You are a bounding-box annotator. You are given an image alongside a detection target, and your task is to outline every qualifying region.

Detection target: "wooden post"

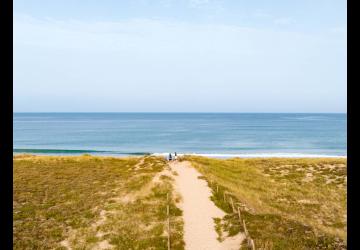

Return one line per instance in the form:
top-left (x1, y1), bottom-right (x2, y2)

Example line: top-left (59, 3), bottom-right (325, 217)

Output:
top-left (167, 192), bottom-right (170, 250)
top-left (247, 237), bottom-right (254, 249)
top-left (243, 219), bottom-right (254, 250)
top-left (250, 239), bottom-right (255, 250)
top-left (167, 204), bottom-right (170, 250)
top-left (230, 197), bottom-right (235, 213)
top-left (243, 219), bottom-right (248, 237)
top-left (237, 206), bottom-right (241, 222)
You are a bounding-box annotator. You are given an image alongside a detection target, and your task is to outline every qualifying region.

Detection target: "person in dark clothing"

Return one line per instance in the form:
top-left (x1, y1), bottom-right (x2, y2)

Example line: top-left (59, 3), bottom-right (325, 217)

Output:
top-left (168, 153), bottom-right (172, 161)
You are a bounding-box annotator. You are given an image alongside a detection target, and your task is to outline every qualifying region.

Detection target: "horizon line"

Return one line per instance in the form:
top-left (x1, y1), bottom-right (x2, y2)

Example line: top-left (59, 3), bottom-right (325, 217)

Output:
top-left (13, 111), bottom-right (347, 114)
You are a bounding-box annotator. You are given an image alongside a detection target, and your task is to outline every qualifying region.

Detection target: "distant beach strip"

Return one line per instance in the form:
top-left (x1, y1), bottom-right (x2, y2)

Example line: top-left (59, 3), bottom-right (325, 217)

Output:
top-left (13, 148), bottom-right (346, 158)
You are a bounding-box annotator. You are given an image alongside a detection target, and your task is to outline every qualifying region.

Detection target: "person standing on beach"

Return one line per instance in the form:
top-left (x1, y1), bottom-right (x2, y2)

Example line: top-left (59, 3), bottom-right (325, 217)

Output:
top-left (174, 152), bottom-right (178, 161)
top-left (169, 153), bottom-right (172, 161)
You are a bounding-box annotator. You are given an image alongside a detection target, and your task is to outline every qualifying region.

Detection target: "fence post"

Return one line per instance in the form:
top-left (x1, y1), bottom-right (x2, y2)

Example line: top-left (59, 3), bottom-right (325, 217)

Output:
top-left (167, 193), bottom-right (170, 250)
top-left (237, 206), bottom-right (241, 222)
top-left (247, 237), bottom-right (253, 249)
top-left (243, 219), bottom-right (248, 237)
top-left (230, 197), bottom-right (235, 213)
top-left (250, 239), bottom-right (255, 250)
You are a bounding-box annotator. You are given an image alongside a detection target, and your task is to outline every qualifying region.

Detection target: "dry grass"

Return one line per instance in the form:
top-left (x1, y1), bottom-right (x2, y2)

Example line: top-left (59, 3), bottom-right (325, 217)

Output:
top-left (183, 156), bottom-right (347, 249)
top-left (13, 154), bottom-right (184, 249)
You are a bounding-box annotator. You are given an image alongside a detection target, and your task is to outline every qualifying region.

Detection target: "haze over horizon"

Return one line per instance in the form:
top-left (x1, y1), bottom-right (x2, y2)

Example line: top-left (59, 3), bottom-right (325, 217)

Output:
top-left (14, 0), bottom-right (347, 113)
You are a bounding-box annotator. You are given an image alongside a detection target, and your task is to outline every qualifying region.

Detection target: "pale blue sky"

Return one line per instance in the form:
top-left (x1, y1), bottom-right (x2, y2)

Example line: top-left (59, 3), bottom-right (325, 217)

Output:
top-left (14, 0), bottom-right (347, 112)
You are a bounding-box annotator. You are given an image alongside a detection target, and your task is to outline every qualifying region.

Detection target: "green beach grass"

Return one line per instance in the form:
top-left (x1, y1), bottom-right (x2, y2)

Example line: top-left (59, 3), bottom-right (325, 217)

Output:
top-left (13, 154), bottom-right (184, 250)
top-left (13, 154), bottom-right (346, 249)
top-left (183, 156), bottom-right (347, 249)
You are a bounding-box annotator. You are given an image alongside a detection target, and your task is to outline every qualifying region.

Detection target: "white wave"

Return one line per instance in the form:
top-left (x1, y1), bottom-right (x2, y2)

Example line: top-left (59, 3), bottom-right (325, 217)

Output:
top-left (151, 152), bottom-right (346, 158)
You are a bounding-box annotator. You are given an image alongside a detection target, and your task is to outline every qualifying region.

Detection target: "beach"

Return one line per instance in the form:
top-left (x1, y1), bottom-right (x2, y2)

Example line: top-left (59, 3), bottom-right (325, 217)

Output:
top-left (13, 154), bottom-right (346, 249)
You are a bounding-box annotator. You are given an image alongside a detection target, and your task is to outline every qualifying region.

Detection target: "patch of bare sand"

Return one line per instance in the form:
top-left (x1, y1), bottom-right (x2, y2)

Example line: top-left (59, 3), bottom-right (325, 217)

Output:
top-left (120, 168), bottom-right (173, 203)
top-left (133, 157), bottom-right (145, 170)
top-left (170, 161), bottom-right (244, 250)
top-left (60, 239), bottom-right (72, 250)
top-left (93, 240), bottom-right (113, 250)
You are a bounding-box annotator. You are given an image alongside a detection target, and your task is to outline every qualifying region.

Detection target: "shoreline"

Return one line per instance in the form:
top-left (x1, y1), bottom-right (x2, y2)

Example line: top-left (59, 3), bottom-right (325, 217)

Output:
top-left (13, 152), bottom-right (347, 159)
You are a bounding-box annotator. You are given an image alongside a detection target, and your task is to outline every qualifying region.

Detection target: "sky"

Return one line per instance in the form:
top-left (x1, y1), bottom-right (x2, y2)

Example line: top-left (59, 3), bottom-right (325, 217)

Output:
top-left (14, 0), bottom-right (347, 112)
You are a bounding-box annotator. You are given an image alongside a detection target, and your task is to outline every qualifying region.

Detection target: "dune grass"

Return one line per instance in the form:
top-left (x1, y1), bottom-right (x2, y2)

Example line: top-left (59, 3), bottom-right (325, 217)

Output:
top-left (13, 154), bottom-right (184, 250)
top-left (183, 156), bottom-right (347, 249)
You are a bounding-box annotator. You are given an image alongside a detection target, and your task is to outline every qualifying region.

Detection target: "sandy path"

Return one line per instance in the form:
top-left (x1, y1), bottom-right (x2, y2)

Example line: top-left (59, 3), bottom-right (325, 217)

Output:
top-left (170, 161), bottom-right (244, 250)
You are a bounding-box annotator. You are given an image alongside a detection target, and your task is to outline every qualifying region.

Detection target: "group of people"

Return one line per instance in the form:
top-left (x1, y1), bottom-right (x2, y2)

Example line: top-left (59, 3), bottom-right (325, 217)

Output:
top-left (167, 152), bottom-right (178, 161)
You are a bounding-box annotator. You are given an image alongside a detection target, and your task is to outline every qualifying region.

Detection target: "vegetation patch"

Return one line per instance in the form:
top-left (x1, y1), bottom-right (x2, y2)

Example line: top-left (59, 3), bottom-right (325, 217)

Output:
top-left (182, 156), bottom-right (347, 249)
top-left (14, 155), bottom-right (184, 249)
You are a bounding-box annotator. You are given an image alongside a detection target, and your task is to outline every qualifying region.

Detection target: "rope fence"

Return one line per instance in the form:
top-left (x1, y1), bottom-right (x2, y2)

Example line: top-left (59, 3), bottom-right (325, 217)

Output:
top-left (214, 183), bottom-right (256, 250)
top-left (166, 183), bottom-right (255, 250)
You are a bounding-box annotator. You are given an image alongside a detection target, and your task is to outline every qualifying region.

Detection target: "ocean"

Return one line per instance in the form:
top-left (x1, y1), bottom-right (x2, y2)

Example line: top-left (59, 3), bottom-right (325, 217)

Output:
top-left (13, 113), bottom-right (347, 158)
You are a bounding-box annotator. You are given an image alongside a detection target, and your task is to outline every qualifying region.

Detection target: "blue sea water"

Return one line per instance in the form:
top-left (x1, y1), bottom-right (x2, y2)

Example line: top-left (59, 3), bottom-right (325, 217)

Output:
top-left (13, 113), bottom-right (347, 158)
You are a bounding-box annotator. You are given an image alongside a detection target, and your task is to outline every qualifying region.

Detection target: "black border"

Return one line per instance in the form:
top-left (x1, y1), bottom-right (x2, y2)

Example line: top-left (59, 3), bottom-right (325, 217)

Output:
top-left (0, 0), bottom-right (13, 248)
top-left (347, 0), bottom-right (356, 248)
